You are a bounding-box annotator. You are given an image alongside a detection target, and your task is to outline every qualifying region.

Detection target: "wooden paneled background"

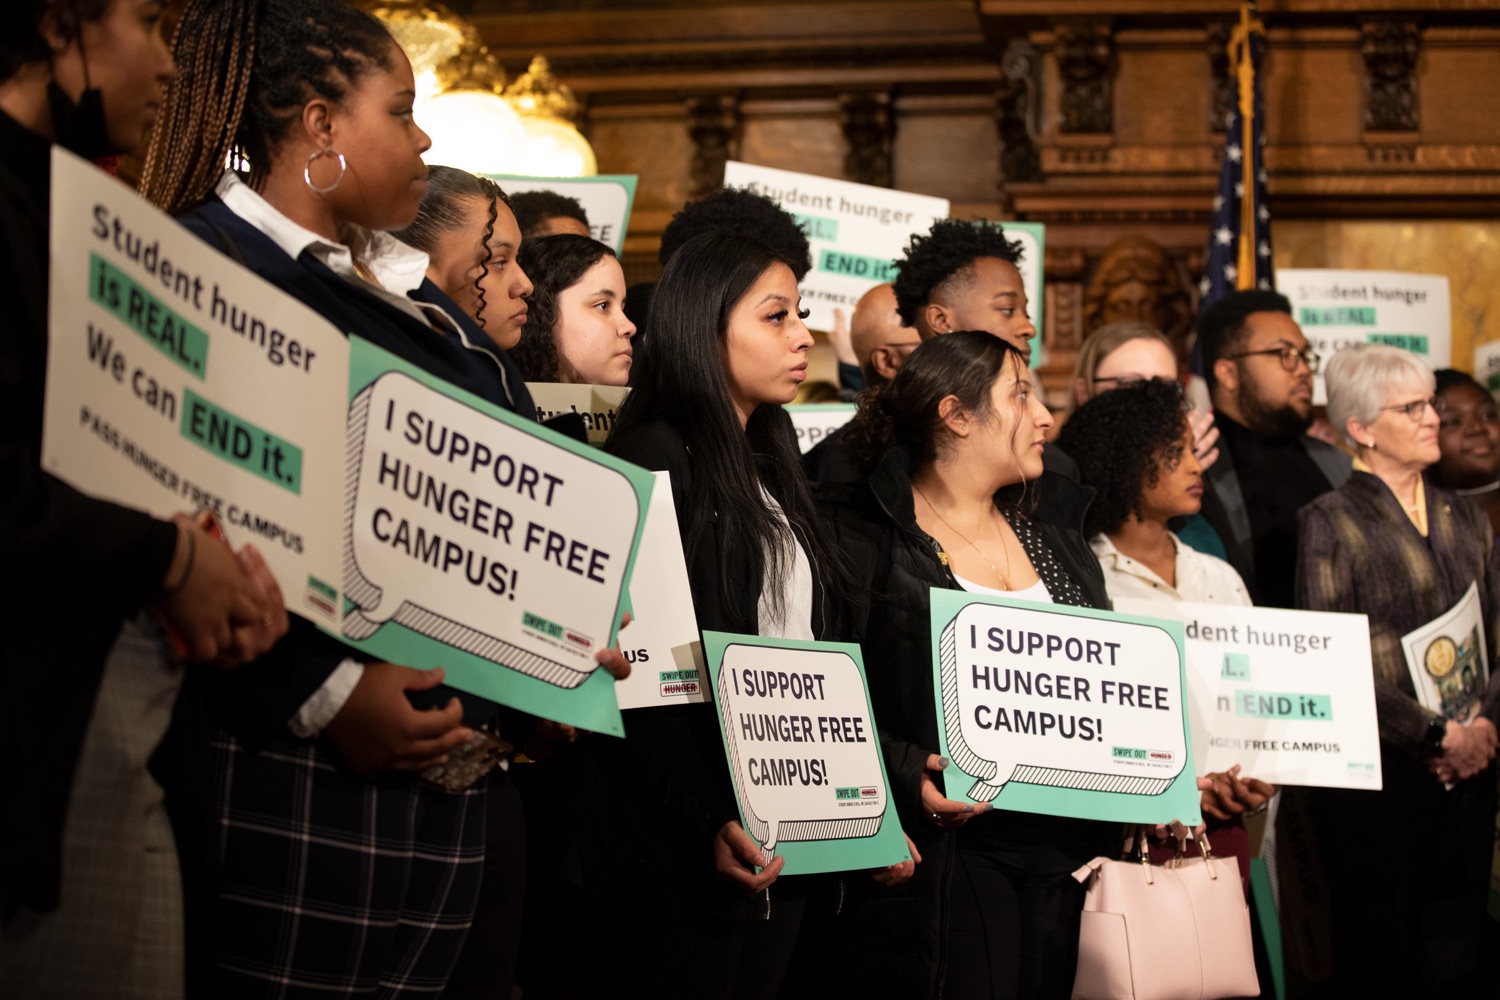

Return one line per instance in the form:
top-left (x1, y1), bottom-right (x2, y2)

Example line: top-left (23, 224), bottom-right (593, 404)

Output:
top-left (466, 0), bottom-right (1500, 401)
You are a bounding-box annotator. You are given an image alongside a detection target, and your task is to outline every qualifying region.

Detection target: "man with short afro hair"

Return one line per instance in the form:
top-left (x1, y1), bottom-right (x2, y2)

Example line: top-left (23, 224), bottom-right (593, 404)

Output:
top-left (509, 190), bottom-right (591, 240)
top-left (892, 218), bottom-right (1035, 359)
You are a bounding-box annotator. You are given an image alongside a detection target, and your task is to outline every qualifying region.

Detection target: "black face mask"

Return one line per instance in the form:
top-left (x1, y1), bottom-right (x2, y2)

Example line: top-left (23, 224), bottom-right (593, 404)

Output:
top-left (47, 79), bottom-right (110, 159)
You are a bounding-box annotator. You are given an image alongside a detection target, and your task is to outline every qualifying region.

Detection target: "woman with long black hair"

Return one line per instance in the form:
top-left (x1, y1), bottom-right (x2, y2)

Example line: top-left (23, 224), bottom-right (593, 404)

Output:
top-left (820, 331), bottom-right (1114, 999)
top-left (584, 229), bottom-right (861, 998)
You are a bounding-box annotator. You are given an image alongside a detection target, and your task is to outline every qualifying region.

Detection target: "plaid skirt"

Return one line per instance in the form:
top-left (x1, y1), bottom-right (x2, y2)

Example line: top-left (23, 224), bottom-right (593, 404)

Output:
top-left (210, 729), bottom-right (486, 999)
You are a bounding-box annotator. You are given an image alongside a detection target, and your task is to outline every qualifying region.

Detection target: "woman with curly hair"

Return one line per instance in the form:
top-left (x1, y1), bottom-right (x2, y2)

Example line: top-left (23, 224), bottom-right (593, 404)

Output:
top-left (510, 233), bottom-right (635, 385)
top-left (395, 164), bottom-right (533, 349)
top-left (1056, 378), bottom-right (1273, 894)
top-left (819, 331), bottom-right (1112, 998)
top-left (1055, 377), bottom-right (1247, 605)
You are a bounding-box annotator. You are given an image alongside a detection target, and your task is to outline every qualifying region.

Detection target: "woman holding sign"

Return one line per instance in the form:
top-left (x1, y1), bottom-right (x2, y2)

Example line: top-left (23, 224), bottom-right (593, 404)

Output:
top-left (1297, 344), bottom-right (1500, 997)
top-left (138, 2), bottom-right (628, 996)
top-left (0, 1), bottom-right (288, 996)
top-left (822, 331), bottom-right (1113, 999)
top-left (595, 229), bottom-right (857, 999)
top-left (1057, 378), bottom-right (1274, 890)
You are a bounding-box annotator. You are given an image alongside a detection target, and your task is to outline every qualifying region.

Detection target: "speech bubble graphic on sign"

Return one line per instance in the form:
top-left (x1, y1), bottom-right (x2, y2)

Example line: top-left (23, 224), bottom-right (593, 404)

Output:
top-left (705, 632), bottom-right (910, 875)
top-left (932, 589), bottom-right (1200, 825)
top-left (343, 366), bottom-right (645, 691)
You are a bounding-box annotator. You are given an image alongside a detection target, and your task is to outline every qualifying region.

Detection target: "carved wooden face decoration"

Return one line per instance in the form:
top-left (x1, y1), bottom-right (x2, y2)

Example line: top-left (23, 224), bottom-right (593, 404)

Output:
top-left (1083, 235), bottom-right (1193, 362)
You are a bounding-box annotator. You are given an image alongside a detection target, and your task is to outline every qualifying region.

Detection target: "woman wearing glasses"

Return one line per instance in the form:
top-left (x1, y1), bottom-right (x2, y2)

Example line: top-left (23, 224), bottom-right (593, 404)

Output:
top-left (1296, 344), bottom-right (1500, 997)
top-left (1063, 321), bottom-right (1219, 466)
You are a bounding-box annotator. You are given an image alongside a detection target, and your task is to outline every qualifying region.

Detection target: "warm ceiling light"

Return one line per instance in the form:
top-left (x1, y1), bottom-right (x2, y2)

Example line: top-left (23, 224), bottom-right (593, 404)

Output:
top-left (361, 0), bottom-right (466, 80)
top-left (505, 57), bottom-right (598, 177)
top-left (421, 91), bottom-right (526, 174)
top-left (419, 30), bottom-right (525, 174)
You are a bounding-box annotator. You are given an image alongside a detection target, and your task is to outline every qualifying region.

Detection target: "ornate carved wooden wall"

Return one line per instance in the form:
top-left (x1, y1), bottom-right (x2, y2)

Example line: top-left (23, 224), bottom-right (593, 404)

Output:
top-left (471, 0), bottom-right (1500, 399)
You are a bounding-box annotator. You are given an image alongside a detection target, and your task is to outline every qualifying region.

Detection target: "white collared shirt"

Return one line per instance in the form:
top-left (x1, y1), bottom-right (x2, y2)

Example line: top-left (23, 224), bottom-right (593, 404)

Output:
top-left (1090, 531), bottom-right (1252, 607)
top-left (212, 172), bottom-right (471, 736)
top-left (215, 171), bottom-right (465, 335)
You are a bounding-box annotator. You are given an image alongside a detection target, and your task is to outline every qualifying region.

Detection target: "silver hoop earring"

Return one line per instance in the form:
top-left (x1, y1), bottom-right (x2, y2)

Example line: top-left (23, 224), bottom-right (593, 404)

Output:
top-left (304, 147), bottom-right (346, 194)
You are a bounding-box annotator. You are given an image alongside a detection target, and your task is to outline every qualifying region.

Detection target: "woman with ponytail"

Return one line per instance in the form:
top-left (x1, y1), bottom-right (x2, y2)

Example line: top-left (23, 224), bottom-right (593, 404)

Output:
top-left (820, 331), bottom-right (1112, 999)
top-left (138, 2), bottom-right (623, 995)
top-left (394, 164), bottom-right (533, 353)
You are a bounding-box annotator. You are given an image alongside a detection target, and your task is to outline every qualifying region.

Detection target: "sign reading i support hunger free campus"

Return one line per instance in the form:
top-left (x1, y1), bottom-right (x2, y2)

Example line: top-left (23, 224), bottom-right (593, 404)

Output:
top-left (705, 631), bottom-right (911, 876)
top-left (41, 148), bottom-right (653, 736)
top-left (931, 589), bottom-right (1202, 825)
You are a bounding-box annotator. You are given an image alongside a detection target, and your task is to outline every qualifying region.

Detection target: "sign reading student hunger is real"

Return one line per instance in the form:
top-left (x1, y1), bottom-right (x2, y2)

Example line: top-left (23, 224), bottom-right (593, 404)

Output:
top-left (42, 147), bottom-right (651, 736)
top-left (1279, 268), bottom-right (1450, 405)
top-left (931, 589), bottom-right (1202, 825)
top-left (1115, 598), bottom-right (1382, 791)
top-left (723, 161), bottom-right (948, 333)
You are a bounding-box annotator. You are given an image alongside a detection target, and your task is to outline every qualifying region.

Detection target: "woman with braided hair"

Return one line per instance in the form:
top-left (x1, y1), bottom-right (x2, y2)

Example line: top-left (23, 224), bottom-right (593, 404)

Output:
top-left (139, 1), bottom-right (624, 995)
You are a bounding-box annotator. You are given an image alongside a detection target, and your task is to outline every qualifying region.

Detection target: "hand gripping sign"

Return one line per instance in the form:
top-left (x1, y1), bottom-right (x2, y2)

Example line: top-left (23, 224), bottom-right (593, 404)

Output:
top-left (705, 631), bottom-right (911, 875)
top-left (341, 339), bottom-right (654, 734)
top-left (931, 589), bottom-right (1201, 825)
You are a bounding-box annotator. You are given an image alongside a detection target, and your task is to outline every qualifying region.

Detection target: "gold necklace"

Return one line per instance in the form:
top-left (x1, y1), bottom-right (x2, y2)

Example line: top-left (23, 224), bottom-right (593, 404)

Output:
top-left (351, 256), bottom-right (384, 289)
top-left (913, 483), bottom-right (1013, 587)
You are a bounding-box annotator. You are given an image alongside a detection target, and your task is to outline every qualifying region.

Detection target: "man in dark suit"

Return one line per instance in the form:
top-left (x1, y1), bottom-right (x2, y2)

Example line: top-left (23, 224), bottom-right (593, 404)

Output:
top-left (1199, 289), bottom-right (1351, 607)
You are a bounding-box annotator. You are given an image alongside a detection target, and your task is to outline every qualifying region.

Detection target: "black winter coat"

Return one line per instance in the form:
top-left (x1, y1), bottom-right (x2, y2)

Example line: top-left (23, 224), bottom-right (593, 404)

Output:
top-left (817, 442), bottom-right (1112, 996)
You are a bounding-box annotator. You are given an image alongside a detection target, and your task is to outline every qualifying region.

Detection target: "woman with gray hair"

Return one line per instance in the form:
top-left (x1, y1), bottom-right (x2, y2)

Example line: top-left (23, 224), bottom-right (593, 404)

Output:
top-left (1296, 343), bottom-right (1500, 996)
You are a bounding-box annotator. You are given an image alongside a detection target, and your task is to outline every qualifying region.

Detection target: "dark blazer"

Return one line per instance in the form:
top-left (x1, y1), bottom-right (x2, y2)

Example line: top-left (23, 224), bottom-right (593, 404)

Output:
top-left (585, 415), bottom-right (838, 910)
top-left (0, 113), bottom-right (180, 918)
top-left (1201, 428), bottom-right (1351, 602)
top-left (1297, 470), bottom-right (1500, 756)
top-left (177, 199), bottom-right (536, 738)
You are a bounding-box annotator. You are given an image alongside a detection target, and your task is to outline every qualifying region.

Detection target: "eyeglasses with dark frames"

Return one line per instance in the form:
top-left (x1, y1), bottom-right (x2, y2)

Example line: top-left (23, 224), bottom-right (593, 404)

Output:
top-left (1224, 345), bottom-right (1321, 374)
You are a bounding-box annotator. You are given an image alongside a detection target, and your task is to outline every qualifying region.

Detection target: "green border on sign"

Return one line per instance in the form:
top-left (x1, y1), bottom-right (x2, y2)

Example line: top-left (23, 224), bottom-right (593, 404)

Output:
top-left (486, 174), bottom-right (638, 255)
top-left (703, 630), bottom-right (912, 875)
top-left (340, 336), bottom-right (655, 737)
top-left (928, 587), bottom-right (1201, 825)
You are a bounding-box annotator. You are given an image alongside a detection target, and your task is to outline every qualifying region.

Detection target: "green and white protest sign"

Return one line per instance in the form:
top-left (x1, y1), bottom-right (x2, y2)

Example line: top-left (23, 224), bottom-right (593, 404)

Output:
top-left (341, 338), bottom-right (653, 736)
top-left (723, 161), bottom-right (948, 333)
top-left (615, 471), bottom-right (709, 709)
top-left (931, 589), bottom-right (1201, 825)
top-left (1279, 268), bottom-right (1450, 404)
top-left (785, 402), bottom-right (856, 454)
top-left (1474, 341), bottom-right (1500, 394)
top-left (1002, 221), bottom-right (1046, 367)
top-left (526, 382), bottom-right (629, 447)
top-left (42, 148), bottom-right (651, 735)
top-left (705, 631), bottom-right (910, 875)
top-left (41, 147), bottom-right (351, 628)
top-left (1115, 599), bottom-right (1382, 791)
top-left (488, 174), bottom-right (637, 254)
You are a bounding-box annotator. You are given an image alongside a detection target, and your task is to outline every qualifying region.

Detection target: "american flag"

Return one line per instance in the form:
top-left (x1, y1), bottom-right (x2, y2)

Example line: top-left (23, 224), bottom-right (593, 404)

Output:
top-left (1199, 1), bottom-right (1272, 314)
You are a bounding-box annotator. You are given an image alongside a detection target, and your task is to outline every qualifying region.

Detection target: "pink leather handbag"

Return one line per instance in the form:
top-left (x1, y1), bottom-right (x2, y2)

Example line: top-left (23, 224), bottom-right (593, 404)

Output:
top-left (1071, 829), bottom-right (1259, 1000)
